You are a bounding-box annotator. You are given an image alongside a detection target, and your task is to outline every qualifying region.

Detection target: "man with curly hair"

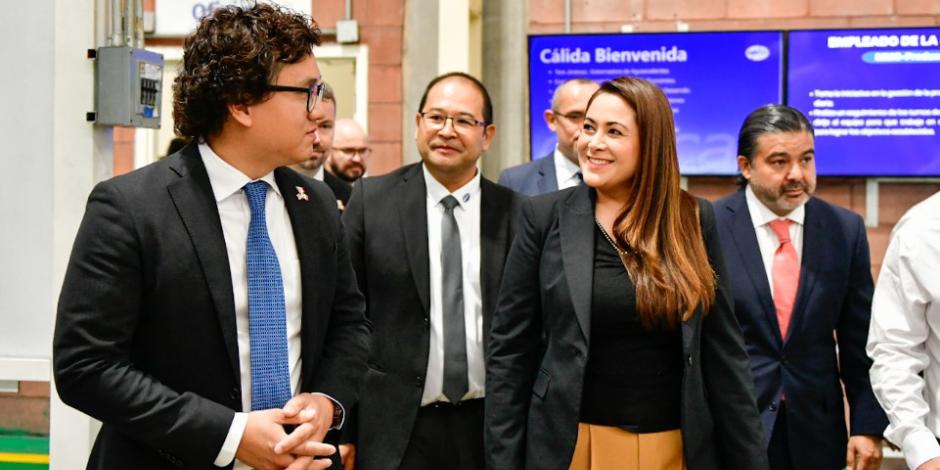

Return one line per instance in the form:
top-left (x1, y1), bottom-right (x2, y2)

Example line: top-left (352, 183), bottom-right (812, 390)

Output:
top-left (53, 4), bottom-right (370, 470)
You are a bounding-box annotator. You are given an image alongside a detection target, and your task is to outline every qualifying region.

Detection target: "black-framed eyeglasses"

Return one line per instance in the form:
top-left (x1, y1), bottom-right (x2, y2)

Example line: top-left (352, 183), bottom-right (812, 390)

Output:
top-left (267, 82), bottom-right (325, 113)
top-left (419, 111), bottom-right (487, 132)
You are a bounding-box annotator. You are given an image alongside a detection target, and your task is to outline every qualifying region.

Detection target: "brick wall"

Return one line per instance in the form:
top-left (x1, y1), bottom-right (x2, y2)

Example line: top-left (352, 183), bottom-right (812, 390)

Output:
top-left (314, 0), bottom-right (405, 176)
top-left (530, 0), bottom-right (940, 278)
top-left (0, 382), bottom-right (50, 434)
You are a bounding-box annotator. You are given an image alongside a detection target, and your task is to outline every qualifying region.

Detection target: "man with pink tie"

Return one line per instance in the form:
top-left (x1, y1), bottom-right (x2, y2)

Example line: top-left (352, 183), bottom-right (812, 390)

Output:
top-left (712, 105), bottom-right (887, 470)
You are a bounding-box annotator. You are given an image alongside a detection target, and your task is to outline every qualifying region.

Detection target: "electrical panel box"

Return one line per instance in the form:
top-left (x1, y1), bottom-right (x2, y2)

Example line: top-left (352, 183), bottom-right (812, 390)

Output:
top-left (93, 46), bottom-right (164, 128)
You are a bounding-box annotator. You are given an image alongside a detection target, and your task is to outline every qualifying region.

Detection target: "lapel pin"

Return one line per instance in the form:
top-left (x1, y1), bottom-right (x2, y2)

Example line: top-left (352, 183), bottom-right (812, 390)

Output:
top-left (295, 186), bottom-right (309, 201)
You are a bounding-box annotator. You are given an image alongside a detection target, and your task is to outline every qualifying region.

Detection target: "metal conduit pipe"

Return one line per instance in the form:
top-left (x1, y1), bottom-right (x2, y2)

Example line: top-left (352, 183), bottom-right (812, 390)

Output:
top-left (110, 0), bottom-right (122, 46)
top-left (134, 0), bottom-right (144, 48)
top-left (124, 0), bottom-right (135, 47)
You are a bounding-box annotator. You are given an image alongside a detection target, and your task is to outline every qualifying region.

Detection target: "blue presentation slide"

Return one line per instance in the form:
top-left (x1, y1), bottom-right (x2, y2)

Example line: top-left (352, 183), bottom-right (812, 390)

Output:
top-left (529, 31), bottom-right (783, 175)
top-left (788, 28), bottom-right (940, 176)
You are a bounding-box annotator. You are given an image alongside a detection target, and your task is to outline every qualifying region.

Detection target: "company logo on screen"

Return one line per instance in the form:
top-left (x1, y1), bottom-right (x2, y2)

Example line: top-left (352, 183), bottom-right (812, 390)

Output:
top-left (745, 44), bottom-right (771, 62)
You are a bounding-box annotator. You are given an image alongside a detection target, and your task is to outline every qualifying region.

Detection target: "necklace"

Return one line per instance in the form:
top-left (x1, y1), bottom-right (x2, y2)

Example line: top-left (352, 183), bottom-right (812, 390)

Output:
top-left (594, 217), bottom-right (628, 256)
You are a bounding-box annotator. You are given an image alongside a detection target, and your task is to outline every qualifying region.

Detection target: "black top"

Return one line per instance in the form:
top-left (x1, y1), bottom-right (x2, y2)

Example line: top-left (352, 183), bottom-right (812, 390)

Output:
top-left (579, 225), bottom-right (683, 432)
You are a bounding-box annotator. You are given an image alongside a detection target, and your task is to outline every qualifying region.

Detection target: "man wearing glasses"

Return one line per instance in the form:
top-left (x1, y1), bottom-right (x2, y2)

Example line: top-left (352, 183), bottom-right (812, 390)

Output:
top-left (341, 72), bottom-right (520, 470)
top-left (326, 118), bottom-right (372, 187)
top-left (498, 78), bottom-right (598, 196)
top-left (53, 4), bottom-right (370, 470)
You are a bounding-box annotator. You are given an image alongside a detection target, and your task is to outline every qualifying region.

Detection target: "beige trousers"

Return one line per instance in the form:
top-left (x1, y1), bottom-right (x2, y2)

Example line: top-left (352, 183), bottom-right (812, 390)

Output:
top-left (568, 423), bottom-right (686, 470)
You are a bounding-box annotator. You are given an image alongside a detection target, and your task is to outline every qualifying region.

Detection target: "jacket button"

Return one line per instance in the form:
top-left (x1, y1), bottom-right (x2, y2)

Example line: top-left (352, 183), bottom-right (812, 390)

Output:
top-left (416, 375), bottom-right (424, 387)
top-left (686, 355), bottom-right (693, 366)
top-left (769, 402), bottom-right (778, 412)
top-left (230, 387), bottom-right (239, 401)
top-left (423, 317), bottom-right (430, 328)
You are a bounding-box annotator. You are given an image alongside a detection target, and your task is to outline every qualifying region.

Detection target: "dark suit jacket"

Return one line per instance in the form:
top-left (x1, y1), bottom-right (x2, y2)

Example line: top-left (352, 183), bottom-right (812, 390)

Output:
top-left (497, 152), bottom-right (557, 196)
top-left (53, 144), bottom-right (371, 469)
top-left (324, 170), bottom-right (352, 207)
top-left (485, 185), bottom-right (768, 470)
top-left (713, 190), bottom-right (888, 469)
top-left (342, 163), bottom-right (521, 470)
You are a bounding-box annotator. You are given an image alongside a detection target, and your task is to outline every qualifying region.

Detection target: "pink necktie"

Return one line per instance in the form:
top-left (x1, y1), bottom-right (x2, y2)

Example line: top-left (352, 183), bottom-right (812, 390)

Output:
top-left (769, 219), bottom-right (799, 339)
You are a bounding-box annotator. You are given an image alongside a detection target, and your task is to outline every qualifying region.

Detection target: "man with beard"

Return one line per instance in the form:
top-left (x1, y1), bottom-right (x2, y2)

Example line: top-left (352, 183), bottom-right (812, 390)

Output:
top-left (325, 118), bottom-right (371, 185)
top-left (290, 82), bottom-right (351, 209)
top-left (712, 105), bottom-right (887, 470)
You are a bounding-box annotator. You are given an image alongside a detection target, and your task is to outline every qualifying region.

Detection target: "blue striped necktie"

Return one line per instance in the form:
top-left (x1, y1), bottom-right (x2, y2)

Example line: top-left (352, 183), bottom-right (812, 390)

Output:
top-left (243, 181), bottom-right (291, 411)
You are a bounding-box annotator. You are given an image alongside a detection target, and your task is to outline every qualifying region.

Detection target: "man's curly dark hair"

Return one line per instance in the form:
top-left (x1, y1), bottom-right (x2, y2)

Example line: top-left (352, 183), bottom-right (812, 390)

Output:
top-left (173, 3), bottom-right (321, 140)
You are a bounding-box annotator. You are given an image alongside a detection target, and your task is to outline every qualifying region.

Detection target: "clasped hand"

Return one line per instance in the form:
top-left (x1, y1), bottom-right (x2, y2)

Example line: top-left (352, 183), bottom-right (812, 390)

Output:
top-left (236, 393), bottom-right (337, 470)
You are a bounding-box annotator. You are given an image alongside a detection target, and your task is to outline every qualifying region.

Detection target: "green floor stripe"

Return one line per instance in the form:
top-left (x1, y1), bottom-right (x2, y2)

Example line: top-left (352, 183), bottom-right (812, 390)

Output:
top-left (0, 463), bottom-right (47, 470)
top-left (0, 436), bottom-right (48, 456)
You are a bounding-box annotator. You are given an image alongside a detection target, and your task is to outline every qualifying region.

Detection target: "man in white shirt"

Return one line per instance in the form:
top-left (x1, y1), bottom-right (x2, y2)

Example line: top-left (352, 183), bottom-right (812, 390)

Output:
top-left (868, 191), bottom-right (940, 470)
top-left (342, 72), bottom-right (520, 470)
top-left (498, 78), bottom-right (598, 196)
top-left (713, 104), bottom-right (886, 470)
top-left (53, 4), bottom-right (370, 469)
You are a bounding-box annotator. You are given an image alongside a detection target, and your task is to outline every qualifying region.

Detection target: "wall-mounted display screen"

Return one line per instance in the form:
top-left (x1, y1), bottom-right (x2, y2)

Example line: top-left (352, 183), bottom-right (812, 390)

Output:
top-left (529, 31), bottom-right (783, 175)
top-left (788, 28), bottom-right (940, 176)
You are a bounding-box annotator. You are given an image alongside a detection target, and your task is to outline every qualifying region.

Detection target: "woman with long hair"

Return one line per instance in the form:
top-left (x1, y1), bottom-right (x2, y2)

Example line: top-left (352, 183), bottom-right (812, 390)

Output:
top-left (485, 77), bottom-right (767, 470)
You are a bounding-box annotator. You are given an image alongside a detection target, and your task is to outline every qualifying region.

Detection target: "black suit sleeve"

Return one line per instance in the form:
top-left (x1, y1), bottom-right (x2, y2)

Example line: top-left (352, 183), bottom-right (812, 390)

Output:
top-left (337, 179), bottom-right (368, 445)
top-left (306, 183), bottom-right (371, 414)
top-left (837, 214), bottom-right (889, 436)
top-left (53, 182), bottom-right (233, 465)
top-left (485, 198), bottom-right (545, 469)
top-left (698, 200), bottom-right (770, 469)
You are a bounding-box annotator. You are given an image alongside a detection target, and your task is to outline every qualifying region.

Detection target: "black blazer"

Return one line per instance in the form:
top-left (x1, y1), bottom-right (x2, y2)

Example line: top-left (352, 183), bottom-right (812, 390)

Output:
top-left (342, 163), bottom-right (521, 470)
top-left (485, 185), bottom-right (768, 470)
top-left (713, 190), bottom-right (887, 468)
top-left (324, 170), bottom-right (352, 207)
top-left (53, 144), bottom-right (371, 469)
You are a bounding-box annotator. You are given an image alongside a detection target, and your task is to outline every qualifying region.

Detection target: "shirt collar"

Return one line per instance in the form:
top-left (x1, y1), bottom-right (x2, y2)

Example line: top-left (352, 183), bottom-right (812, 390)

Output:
top-left (422, 163), bottom-right (481, 209)
top-left (553, 146), bottom-right (581, 181)
top-left (199, 142), bottom-right (281, 202)
top-left (745, 184), bottom-right (805, 228)
top-left (312, 165), bottom-right (325, 181)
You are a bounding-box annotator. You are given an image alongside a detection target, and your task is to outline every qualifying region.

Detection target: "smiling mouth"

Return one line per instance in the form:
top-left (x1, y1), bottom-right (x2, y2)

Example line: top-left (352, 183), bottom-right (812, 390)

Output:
top-left (587, 157), bottom-right (612, 165)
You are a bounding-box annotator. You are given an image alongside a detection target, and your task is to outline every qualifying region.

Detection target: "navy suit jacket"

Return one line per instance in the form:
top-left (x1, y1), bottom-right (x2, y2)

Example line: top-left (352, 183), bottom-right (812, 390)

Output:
top-left (713, 190), bottom-right (887, 469)
top-left (497, 152), bottom-right (557, 196)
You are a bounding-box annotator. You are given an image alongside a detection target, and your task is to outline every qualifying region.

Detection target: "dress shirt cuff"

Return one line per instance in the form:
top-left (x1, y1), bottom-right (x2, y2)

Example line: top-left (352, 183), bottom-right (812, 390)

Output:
top-left (214, 412), bottom-right (248, 467)
top-left (902, 427), bottom-right (940, 470)
top-left (312, 392), bottom-right (345, 430)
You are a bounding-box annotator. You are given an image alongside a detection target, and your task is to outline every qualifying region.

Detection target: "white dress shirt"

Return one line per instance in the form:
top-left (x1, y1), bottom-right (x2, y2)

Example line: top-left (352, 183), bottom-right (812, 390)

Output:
top-left (745, 185), bottom-right (805, 297)
top-left (200, 143), bottom-right (304, 469)
top-left (553, 147), bottom-right (582, 191)
top-left (867, 191), bottom-right (940, 470)
top-left (312, 165), bottom-right (325, 181)
top-left (421, 164), bottom-right (486, 405)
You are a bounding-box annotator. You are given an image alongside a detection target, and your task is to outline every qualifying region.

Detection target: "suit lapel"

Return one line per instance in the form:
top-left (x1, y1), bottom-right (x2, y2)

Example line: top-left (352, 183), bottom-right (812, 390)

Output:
top-left (480, 179), bottom-right (512, 351)
top-left (559, 185), bottom-right (594, 342)
top-left (785, 198), bottom-right (821, 344)
top-left (166, 147), bottom-right (240, 381)
top-left (536, 153), bottom-right (558, 194)
top-left (730, 192), bottom-right (782, 345)
top-left (274, 168), bottom-right (330, 380)
top-left (398, 165), bottom-right (431, 316)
